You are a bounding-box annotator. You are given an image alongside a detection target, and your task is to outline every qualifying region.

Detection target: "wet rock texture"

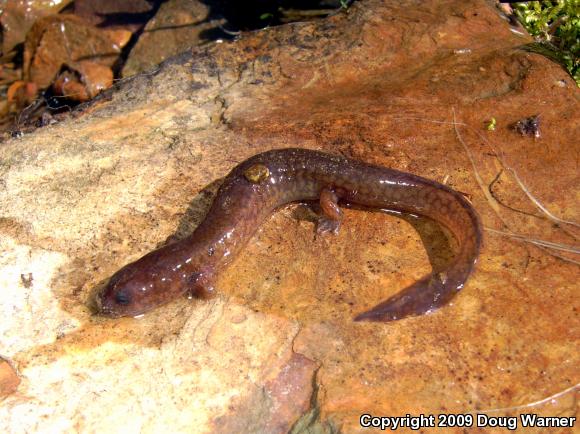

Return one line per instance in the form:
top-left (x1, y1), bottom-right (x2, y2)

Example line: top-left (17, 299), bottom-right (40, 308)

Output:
top-left (0, 0), bottom-right (578, 432)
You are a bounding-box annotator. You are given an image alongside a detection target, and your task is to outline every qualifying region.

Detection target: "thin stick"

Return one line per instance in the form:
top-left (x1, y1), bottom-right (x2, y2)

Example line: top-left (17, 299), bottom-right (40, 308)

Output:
top-left (508, 167), bottom-right (580, 229)
top-left (451, 109), bottom-right (505, 220)
top-left (485, 227), bottom-right (580, 254)
top-left (475, 383), bottom-right (579, 414)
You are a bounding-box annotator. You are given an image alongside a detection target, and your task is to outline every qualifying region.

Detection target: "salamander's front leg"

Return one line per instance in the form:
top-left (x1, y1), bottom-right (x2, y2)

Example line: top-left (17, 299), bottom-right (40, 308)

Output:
top-left (317, 187), bottom-right (343, 235)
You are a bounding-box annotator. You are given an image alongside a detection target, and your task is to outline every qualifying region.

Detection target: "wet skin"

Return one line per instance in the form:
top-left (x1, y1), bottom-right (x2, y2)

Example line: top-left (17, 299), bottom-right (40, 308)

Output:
top-left (97, 148), bottom-right (482, 322)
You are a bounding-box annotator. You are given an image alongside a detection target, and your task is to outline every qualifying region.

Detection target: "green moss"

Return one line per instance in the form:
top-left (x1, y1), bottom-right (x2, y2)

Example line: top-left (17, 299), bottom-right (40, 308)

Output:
top-left (515, 0), bottom-right (579, 85)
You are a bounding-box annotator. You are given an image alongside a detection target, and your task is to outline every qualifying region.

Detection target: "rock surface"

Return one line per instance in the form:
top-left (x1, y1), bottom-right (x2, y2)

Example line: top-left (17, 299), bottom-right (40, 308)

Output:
top-left (121, 0), bottom-right (225, 78)
top-left (1, 0), bottom-right (578, 433)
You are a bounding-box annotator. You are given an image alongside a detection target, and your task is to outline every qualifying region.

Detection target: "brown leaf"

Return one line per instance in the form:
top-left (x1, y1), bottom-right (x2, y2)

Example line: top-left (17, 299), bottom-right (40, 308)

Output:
top-left (6, 80), bottom-right (37, 105)
top-left (23, 14), bottom-right (131, 90)
top-left (0, 0), bottom-right (73, 56)
top-left (53, 61), bottom-right (114, 101)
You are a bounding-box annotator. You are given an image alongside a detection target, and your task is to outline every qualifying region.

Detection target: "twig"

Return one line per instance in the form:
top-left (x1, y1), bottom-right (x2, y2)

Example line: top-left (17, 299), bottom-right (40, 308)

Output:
top-left (488, 170), bottom-right (541, 219)
top-left (476, 383), bottom-right (579, 414)
top-left (507, 167), bottom-right (580, 229)
top-left (485, 227), bottom-right (580, 254)
top-left (451, 108), bottom-right (506, 221)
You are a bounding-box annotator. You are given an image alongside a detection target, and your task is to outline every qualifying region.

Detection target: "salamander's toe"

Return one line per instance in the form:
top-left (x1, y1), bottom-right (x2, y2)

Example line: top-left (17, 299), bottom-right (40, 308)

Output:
top-left (316, 217), bottom-right (341, 235)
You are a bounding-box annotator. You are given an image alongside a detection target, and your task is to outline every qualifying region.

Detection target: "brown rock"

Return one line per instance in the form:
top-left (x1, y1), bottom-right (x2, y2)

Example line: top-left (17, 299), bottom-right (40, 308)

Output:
top-left (73, 0), bottom-right (155, 29)
top-left (0, 358), bottom-right (19, 400)
top-left (121, 0), bottom-right (225, 77)
top-left (0, 0), bottom-right (578, 432)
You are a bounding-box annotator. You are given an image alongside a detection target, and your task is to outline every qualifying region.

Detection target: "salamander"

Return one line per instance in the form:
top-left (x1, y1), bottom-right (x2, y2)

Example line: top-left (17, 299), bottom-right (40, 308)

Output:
top-left (96, 148), bottom-right (482, 322)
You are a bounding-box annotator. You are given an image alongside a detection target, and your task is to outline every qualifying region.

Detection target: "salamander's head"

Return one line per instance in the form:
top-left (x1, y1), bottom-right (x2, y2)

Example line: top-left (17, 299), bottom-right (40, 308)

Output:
top-left (96, 253), bottom-right (190, 318)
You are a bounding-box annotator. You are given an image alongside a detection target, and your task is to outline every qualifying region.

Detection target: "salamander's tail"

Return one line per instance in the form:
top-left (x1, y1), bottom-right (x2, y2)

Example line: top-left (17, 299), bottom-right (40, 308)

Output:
top-left (354, 185), bottom-right (482, 322)
top-left (354, 272), bottom-right (462, 322)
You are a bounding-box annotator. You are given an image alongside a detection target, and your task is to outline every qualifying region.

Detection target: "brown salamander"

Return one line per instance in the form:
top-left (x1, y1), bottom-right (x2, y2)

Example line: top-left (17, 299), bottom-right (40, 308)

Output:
top-left (97, 148), bottom-right (482, 321)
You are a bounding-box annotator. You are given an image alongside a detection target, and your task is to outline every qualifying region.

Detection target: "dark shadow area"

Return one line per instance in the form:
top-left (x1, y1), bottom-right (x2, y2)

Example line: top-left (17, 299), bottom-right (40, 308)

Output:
top-left (199, 0), bottom-right (345, 34)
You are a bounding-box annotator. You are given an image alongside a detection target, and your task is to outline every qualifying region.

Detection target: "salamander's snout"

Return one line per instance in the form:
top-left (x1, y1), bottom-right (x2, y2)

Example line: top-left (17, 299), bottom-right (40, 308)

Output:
top-left (96, 252), bottom-right (192, 318)
top-left (96, 268), bottom-right (141, 318)
top-left (95, 284), bottom-right (132, 318)
top-left (96, 259), bottom-right (164, 318)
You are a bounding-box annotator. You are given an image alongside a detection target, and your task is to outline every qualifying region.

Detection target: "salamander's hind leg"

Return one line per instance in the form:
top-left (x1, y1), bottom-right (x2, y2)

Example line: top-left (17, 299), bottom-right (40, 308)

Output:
top-left (316, 187), bottom-right (343, 235)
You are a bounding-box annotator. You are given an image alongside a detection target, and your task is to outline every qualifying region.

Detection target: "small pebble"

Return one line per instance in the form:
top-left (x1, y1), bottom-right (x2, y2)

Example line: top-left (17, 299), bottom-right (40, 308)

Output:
top-left (0, 358), bottom-right (20, 399)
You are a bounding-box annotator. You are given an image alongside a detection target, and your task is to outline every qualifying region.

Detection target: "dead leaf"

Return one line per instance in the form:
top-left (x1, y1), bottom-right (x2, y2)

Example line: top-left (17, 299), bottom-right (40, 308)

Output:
top-left (0, 0), bottom-right (73, 56)
top-left (23, 14), bottom-right (130, 90)
top-left (53, 61), bottom-right (114, 101)
top-left (6, 80), bottom-right (37, 107)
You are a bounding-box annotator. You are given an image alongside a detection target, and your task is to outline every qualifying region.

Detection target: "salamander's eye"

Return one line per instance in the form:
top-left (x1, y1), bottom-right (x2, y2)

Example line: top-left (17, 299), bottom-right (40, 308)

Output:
top-left (115, 291), bottom-right (131, 305)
